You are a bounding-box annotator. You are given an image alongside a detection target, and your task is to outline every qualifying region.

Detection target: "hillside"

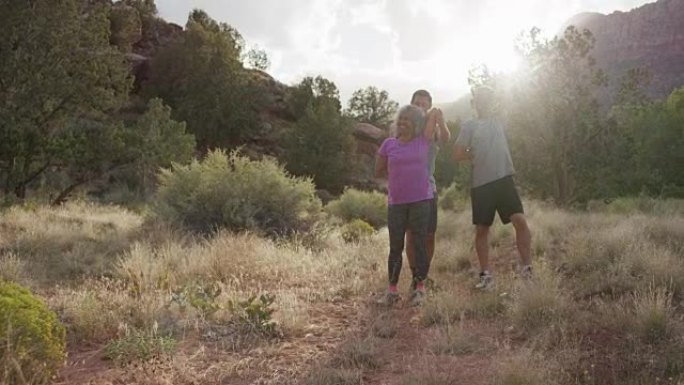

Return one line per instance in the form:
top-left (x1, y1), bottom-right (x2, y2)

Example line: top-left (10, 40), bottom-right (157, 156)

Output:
top-left (441, 0), bottom-right (684, 122)
top-left (563, 0), bottom-right (684, 99)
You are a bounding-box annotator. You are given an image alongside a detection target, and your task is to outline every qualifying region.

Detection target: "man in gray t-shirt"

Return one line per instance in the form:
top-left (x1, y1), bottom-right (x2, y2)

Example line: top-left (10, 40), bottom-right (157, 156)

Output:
top-left (453, 86), bottom-right (532, 290)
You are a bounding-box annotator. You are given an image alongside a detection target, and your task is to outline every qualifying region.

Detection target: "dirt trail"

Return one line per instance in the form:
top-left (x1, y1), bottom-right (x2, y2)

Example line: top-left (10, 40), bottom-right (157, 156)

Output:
top-left (356, 297), bottom-right (498, 385)
top-left (56, 241), bottom-right (519, 385)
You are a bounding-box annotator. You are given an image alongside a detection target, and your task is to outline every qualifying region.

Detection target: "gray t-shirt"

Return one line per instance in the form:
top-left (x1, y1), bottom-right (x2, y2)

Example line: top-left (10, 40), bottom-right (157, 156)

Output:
top-left (455, 118), bottom-right (515, 188)
top-left (427, 143), bottom-right (438, 192)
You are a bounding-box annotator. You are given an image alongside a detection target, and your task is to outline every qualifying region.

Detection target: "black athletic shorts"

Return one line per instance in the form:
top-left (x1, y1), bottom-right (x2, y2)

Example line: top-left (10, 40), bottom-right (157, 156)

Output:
top-left (470, 176), bottom-right (523, 226)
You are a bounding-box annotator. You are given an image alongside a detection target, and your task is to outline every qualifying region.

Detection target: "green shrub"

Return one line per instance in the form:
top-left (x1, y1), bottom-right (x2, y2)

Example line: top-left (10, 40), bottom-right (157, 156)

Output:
top-left (0, 281), bottom-right (66, 385)
top-left (171, 282), bottom-right (222, 320)
top-left (228, 293), bottom-right (279, 337)
top-left (325, 188), bottom-right (387, 229)
top-left (154, 150), bottom-right (322, 235)
top-left (104, 327), bottom-right (176, 365)
top-left (341, 219), bottom-right (375, 243)
top-left (438, 182), bottom-right (467, 211)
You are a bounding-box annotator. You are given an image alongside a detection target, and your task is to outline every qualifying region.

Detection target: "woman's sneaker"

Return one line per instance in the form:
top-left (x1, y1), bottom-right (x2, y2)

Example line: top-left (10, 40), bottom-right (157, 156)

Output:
top-left (376, 291), bottom-right (400, 306)
top-left (475, 271), bottom-right (494, 290)
top-left (409, 289), bottom-right (426, 307)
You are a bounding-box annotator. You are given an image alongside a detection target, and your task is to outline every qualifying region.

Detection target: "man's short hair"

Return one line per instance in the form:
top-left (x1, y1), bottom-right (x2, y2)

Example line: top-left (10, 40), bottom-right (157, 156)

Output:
top-left (411, 89), bottom-right (432, 105)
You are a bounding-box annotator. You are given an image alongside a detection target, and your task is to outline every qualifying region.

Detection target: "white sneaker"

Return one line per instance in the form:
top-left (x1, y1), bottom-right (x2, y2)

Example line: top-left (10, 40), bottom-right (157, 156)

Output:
top-left (475, 272), bottom-right (494, 290)
top-left (409, 289), bottom-right (426, 307)
top-left (521, 265), bottom-right (533, 280)
top-left (376, 291), bottom-right (400, 306)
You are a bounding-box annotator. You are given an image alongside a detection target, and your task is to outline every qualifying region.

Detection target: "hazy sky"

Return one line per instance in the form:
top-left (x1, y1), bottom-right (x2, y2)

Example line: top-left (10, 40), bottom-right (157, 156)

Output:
top-left (156, 0), bottom-right (653, 103)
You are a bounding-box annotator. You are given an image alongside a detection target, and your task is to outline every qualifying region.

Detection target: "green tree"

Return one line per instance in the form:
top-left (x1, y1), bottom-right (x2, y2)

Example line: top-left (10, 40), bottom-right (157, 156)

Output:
top-left (345, 86), bottom-right (399, 128)
top-left (51, 98), bottom-right (195, 204)
top-left (0, 0), bottom-right (131, 199)
top-left (246, 47), bottom-right (270, 71)
top-left (506, 26), bottom-right (608, 204)
top-left (290, 75), bottom-right (342, 117)
top-left (285, 77), bottom-right (355, 192)
top-left (109, 2), bottom-right (143, 51)
top-left (146, 9), bottom-right (259, 149)
top-left (620, 86), bottom-right (684, 197)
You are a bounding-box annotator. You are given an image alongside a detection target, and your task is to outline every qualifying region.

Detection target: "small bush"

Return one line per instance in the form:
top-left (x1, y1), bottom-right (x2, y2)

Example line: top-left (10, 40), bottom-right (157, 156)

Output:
top-left (438, 182), bottom-right (467, 211)
top-left (171, 282), bottom-right (222, 320)
top-left (155, 150), bottom-right (322, 235)
top-left (104, 326), bottom-right (176, 365)
top-left (228, 293), bottom-right (279, 337)
top-left (0, 281), bottom-right (66, 385)
top-left (325, 188), bottom-right (387, 229)
top-left (341, 219), bottom-right (375, 243)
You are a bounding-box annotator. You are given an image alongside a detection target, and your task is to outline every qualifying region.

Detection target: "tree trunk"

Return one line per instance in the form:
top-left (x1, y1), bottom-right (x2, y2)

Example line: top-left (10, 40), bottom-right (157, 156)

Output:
top-left (51, 180), bottom-right (86, 206)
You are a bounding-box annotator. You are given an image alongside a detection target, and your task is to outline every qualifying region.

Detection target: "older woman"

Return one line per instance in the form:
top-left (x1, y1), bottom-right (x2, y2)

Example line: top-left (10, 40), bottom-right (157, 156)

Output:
top-left (375, 105), bottom-right (437, 306)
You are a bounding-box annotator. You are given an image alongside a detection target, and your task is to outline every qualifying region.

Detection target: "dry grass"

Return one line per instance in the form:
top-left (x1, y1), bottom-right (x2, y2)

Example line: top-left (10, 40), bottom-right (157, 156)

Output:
top-left (301, 367), bottom-right (363, 385)
top-left (492, 349), bottom-right (557, 385)
top-left (0, 251), bottom-right (29, 284)
top-left (333, 337), bottom-right (382, 369)
top-left (507, 263), bottom-right (570, 333)
top-left (431, 324), bottom-right (492, 356)
top-left (0, 202), bottom-right (142, 283)
top-left (3, 199), bottom-right (684, 384)
top-left (632, 286), bottom-right (674, 344)
top-left (371, 311), bottom-right (399, 339)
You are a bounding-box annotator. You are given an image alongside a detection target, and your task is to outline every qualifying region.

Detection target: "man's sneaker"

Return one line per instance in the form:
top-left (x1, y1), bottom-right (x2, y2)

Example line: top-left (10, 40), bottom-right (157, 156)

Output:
top-left (409, 289), bottom-right (425, 307)
top-left (376, 291), bottom-right (400, 306)
top-left (521, 265), bottom-right (533, 280)
top-left (475, 272), bottom-right (494, 290)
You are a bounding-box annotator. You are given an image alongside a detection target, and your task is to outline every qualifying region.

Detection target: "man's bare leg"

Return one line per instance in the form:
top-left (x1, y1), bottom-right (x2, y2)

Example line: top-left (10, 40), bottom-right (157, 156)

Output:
top-left (475, 225), bottom-right (491, 272)
top-left (510, 213), bottom-right (532, 266)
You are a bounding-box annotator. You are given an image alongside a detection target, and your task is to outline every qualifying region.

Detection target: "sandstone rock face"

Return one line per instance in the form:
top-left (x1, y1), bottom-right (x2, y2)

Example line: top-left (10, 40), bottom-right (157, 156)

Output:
top-left (564, 0), bottom-right (684, 98)
top-left (354, 123), bottom-right (386, 145)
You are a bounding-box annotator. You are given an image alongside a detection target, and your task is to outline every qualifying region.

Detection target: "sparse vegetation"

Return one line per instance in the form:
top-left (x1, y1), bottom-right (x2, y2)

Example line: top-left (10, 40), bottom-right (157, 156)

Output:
top-left (0, 282), bottom-right (65, 385)
top-left (1, 1), bottom-right (683, 384)
top-left (104, 326), bottom-right (176, 365)
top-left (341, 219), bottom-right (376, 243)
top-left (326, 188), bottom-right (388, 229)
top-left (1, 197), bottom-right (682, 384)
top-left (154, 149), bottom-right (322, 235)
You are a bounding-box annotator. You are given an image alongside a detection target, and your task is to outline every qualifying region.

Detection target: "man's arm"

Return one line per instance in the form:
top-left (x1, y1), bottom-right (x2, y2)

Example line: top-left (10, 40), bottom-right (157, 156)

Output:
top-left (374, 154), bottom-right (388, 178)
top-left (453, 121), bottom-right (473, 162)
top-left (453, 144), bottom-right (472, 161)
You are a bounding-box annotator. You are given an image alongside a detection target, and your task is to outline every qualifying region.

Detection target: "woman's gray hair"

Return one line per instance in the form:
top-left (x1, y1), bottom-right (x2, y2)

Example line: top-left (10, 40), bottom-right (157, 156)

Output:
top-left (395, 104), bottom-right (426, 135)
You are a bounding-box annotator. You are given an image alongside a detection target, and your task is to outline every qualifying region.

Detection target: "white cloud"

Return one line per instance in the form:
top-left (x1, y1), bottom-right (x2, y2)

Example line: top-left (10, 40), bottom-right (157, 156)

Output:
top-left (156, 0), bottom-right (654, 103)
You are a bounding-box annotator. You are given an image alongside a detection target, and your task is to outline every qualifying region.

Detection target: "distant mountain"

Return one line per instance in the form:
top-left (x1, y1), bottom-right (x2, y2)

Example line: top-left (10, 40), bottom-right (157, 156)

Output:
top-left (562, 0), bottom-right (684, 99)
top-left (441, 0), bottom-right (684, 121)
top-left (436, 94), bottom-right (473, 123)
